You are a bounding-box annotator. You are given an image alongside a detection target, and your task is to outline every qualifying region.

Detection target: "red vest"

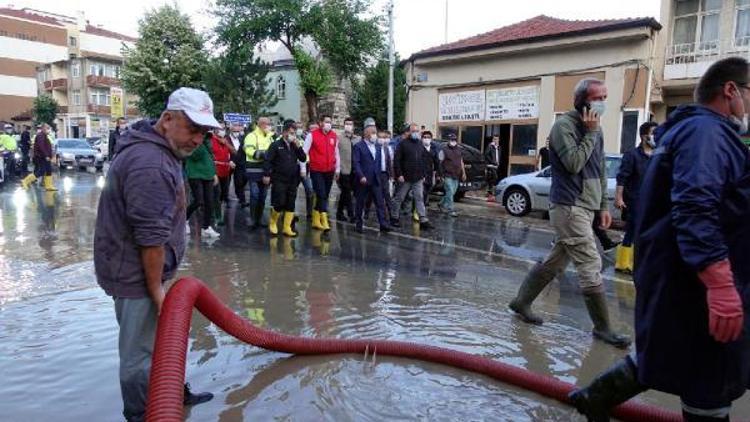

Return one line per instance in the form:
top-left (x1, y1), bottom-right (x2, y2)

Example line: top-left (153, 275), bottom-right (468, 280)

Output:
top-left (309, 128), bottom-right (338, 173)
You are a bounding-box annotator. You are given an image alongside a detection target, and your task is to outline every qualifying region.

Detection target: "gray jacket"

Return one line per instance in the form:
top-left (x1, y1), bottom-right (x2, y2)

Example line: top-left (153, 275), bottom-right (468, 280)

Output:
top-left (94, 119), bottom-right (187, 298)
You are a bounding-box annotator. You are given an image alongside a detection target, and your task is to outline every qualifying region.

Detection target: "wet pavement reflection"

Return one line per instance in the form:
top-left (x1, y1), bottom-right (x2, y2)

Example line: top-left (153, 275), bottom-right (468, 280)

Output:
top-left (0, 172), bottom-right (747, 421)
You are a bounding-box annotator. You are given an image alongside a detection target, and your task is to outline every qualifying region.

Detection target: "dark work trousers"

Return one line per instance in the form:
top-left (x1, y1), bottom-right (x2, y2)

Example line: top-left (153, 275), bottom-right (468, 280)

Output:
top-left (355, 180), bottom-right (387, 227)
top-left (310, 171), bottom-right (334, 213)
top-left (213, 175), bottom-right (230, 219)
top-left (423, 180), bottom-right (434, 210)
top-left (301, 174), bottom-right (314, 218)
top-left (336, 173), bottom-right (355, 219)
top-left (187, 179), bottom-right (214, 229)
top-left (271, 178), bottom-right (300, 213)
top-left (33, 157), bottom-right (52, 177)
top-left (621, 204), bottom-right (638, 247)
top-left (246, 171), bottom-right (268, 226)
top-left (20, 149), bottom-right (30, 175)
top-left (366, 172), bottom-right (394, 220)
top-left (486, 167), bottom-right (499, 194)
top-left (233, 161), bottom-right (247, 205)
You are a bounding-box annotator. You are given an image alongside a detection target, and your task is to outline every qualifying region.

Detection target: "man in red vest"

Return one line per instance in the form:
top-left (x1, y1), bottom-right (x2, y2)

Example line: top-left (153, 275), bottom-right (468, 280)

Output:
top-left (303, 114), bottom-right (340, 231)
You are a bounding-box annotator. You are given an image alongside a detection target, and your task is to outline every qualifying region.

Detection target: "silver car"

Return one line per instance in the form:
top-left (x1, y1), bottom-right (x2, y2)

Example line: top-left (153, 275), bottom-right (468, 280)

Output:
top-left (56, 138), bottom-right (104, 172)
top-left (495, 154), bottom-right (622, 217)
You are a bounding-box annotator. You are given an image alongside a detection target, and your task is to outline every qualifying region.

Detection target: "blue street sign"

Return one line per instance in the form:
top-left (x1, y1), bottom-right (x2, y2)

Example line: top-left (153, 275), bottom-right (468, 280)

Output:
top-left (223, 113), bottom-right (252, 125)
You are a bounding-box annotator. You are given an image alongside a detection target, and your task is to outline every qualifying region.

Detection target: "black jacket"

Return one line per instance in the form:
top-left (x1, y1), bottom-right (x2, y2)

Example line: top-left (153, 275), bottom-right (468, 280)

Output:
top-left (422, 145), bottom-right (441, 181)
top-left (263, 137), bottom-right (306, 183)
top-left (484, 143), bottom-right (501, 168)
top-left (394, 138), bottom-right (427, 182)
top-left (19, 130), bottom-right (31, 153)
top-left (616, 145), bottom-right (651, 204)
top-left (109, 128), bottom-right (124, 158)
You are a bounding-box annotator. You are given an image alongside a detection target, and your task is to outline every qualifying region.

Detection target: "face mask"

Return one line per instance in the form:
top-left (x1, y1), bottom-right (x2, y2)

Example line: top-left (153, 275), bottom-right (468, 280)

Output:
top-left (410, 132), bottom-right (420, 140)
top-left (643, 135), bottom-right (656, 148)
top-left (218, 130), bottom-right (226, 137)
top-left (378, 137), bottom-right (387, 145)
top-left (589, 101), bottom-right (606, 116)
top-left (449, 141), bottom-right (458, 147)
top-left (296, 128), bottom-right (303, 137)
top-left (369, 134), bottom-right (378, 142)
top-left (344, 124), bottom-right (353, 133)
top-left (119, 124), bottom-right (127, 131)
top-left (422, 139), bottom-right (431, 147)
top-left (731, 114), bottom-right (749, 134)
top-left (287, 134), bottom-right (297, 142)
top-left (323, 123), bottom-right (332, 132)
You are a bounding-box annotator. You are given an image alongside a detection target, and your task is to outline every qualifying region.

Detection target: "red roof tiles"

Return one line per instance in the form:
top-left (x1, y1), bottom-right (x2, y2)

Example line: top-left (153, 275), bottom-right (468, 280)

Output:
top-left (0, 7), bottom-right (136, 42)
top-left (411, 15), bottom-right (661, 60)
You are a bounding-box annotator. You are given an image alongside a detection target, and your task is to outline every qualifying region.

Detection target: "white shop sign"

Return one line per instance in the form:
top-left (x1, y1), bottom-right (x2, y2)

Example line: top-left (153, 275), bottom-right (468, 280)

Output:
top-left (438, 90), bottom-right (485, 122)
top-left (485, 86), bottom-right (539, 121)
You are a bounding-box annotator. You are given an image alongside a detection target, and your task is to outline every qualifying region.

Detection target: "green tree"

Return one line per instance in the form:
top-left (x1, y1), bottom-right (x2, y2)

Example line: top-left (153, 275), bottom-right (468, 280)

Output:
top-left (214, 0), bottom-right (383, 122)
top-left (32, 94), bottom-right (59, 126)
top-left (203, 45), bottom-right (277, 119)
top-left (121, 5), bottom-right (208, 118)
top-left (350, 58), bottom-right (406, 131)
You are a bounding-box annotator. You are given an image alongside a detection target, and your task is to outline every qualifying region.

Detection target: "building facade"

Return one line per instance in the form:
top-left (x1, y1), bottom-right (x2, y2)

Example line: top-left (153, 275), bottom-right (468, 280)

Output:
top-left (0, 7), bottom-right (135, 136)
top-left (404, 15), bottom-right (662, 177)
top-left (652, 0), bottom-right (750, 121)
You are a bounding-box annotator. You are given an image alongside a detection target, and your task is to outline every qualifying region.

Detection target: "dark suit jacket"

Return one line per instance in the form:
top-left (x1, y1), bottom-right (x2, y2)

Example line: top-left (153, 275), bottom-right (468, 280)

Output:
top-left (352, 140), bottom-right (384, 187)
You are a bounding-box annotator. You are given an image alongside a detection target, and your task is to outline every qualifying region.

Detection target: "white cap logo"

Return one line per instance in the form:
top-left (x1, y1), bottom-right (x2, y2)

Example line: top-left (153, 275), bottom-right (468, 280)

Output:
top-left (167, 87), bottom-right (221, 129)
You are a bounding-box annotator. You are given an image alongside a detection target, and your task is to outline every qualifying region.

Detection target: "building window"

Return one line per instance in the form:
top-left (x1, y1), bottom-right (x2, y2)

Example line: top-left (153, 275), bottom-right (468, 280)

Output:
top-left (69, 36), bottom-right (77, 47)
top-left (89, 89), bottom-right (110, 106)
top-left (89, 63), bottom-right (105, 77)
top-left (672, 0), bottom-right (721, 54)
top-left (114, 65), bottom-right (121, 79)
top-left (736, 0), bottom-right (750, 47)
top-left (71, 62), bottom-right (80, 78)
top-left (460, 126), bottom-right (483, 151)
top-left (72, 90), bottom-right (81, 106)
top-left (276, 75), bottom-right (286, 99)
top-left (510, 124), bottom-right (538, 156)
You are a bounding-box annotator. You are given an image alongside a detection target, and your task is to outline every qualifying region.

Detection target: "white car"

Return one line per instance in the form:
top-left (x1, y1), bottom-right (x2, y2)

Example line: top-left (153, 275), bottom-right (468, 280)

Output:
top-left (495, 154), bottom-right (622, 217)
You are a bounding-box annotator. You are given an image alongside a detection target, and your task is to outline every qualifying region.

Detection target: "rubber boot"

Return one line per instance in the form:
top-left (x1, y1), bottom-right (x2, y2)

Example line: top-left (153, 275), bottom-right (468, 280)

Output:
top-left (412, 209), bottom-right (419, 222)
top-left (614, 245), bottom-right (633, 273)
top-left (269, 209), bottom-right (280, 235)
top-left (320, 212), bottom-right (331, 231)
top-left (508, 264), bottom-right (555, 324)
top-left (20, 173), bottom-right (36, 189)
top-left (282, 212), bottom-right (298, 237)
top-left (682, 411), bottom-right (729, 422)
top-left (306, 195), bottom-right (314, 221)
top-left (43, 175), bottom-right (57, 191)
top-left (569, 356), bottom-right (646, 422)
top-left (311, 210), bottom-right (325, 230)
top-left (583, 289), bottom-right (632, 349)
top-left (282, 237), bottom-right (295, 260)
top-left (183, 382), bottom-right (213, 406)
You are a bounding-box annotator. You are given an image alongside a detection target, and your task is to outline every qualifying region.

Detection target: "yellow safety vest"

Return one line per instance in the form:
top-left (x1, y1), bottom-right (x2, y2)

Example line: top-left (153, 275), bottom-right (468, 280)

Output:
top-left (243, 127), bottom-right (274, 167)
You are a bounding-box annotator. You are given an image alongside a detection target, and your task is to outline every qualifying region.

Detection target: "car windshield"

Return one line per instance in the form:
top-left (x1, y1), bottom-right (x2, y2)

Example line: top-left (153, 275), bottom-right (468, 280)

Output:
top-left (58, 140), bottom-right (92, 149)
top-left (606, 156), bottom-right (621, 179)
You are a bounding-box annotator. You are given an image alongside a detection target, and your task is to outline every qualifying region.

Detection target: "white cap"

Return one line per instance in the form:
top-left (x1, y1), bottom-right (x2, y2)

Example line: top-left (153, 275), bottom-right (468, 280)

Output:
top-left (166, 87), bottom-right (221, 128)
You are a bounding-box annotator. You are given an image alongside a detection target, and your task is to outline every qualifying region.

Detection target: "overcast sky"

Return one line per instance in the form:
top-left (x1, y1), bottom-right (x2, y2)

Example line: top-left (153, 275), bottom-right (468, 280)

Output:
top-left (10, 0), bottom-right (662, 57)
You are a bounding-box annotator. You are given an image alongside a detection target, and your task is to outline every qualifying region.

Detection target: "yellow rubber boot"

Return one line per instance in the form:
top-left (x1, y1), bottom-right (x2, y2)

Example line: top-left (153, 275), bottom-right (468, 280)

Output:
top-left (413, 210), bottom-right (419, 222)
top-left (282, 212), bottom-right (298, 237)
top-left (311, 210), bottom-right (324, 230)
top-left (282, 237), bottom-right (295, 260)
top-left (320, 212), bottom-right (331, 231)
top-left (43, 175), bottom-right (57, 191)
top-left (269, 209), bottom-right (280, 235)
top-left (615, 245), bottom-right (634, 273)
top-left (21, 173), bottom-right (37, 189)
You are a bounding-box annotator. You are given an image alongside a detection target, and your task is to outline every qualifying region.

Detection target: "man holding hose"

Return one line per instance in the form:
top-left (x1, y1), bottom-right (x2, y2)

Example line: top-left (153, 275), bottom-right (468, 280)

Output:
top-left (94, 88), bottom-right (218, 421)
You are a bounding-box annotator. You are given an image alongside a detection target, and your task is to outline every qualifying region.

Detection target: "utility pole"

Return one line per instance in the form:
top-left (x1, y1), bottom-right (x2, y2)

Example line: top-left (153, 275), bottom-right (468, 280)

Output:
top-left (387, 0), bottom-right (395, 134)
top-left (444, 0), bottom-right (448, 44)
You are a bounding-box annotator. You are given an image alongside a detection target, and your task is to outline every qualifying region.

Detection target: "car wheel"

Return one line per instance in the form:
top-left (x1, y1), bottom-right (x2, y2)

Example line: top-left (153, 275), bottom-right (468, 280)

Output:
top-left (78, 166), bottom-right (87, 172)
top-left (453, 190), bottom-right (465, 202)
top-left (504, 188), bottom-right (531, 216)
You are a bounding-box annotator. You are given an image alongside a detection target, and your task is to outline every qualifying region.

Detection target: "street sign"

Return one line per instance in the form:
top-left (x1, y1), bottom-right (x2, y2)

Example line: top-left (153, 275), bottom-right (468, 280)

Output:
top-left (223, 113), bottom-right (252, 125)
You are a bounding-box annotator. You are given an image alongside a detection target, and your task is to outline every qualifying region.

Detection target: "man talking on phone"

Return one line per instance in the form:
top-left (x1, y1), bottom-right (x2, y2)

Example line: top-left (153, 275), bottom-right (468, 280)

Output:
top-left (508, 78), bottom-right (630, 349)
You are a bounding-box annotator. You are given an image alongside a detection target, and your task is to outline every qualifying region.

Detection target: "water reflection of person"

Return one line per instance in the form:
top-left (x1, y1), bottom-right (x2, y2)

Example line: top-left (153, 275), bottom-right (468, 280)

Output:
top-left (36, 189), bottom-right (58, 237)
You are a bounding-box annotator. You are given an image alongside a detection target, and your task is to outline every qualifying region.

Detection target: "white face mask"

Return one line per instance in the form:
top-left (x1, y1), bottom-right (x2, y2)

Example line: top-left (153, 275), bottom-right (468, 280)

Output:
top-left (344, 124), bottom-right (353, 133)
top-left (323, 123), bottom-right (332, 132)
top-left (378, 137), bottom-right (387, 145)
top-left (369, 134), bottom-right (378, 142)
top-left (119, 124), bottom-right (127, 131)
top-left (422, 138), bottom-right (431, 147)
top-left (296, 128), bottom-right (303, 137)
top-left (449, 141), bottom-right (458, 147)
top-left (218, 130), bottom-right (226, 137)
top-left (643, 135), bottom-right (656, 148)
top-left (590, 100), bottom-right (606, 117)
top-left (287, 134), bottom-right (297, 142)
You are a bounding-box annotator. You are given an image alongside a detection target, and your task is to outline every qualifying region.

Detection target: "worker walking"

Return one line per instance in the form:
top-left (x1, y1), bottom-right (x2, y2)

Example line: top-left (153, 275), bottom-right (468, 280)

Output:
top-left (22, 124), bottom-right (55, 191)
top-left (303, 115), bottom-right (340, 232)
top-left (263, 120), bottom-right (306, 237)
top-left (244, 116), bottom-right (275, 229)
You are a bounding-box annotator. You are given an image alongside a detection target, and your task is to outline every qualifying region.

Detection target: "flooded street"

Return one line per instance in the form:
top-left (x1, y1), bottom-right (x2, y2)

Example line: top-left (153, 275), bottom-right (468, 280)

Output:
top-left (1, 172), bottom-right (748, 421)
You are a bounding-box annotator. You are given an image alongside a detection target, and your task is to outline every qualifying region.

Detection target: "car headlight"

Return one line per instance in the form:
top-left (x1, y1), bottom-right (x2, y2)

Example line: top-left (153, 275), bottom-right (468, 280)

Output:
top-left (62, 152), bottom-right (74, 159)
top-left (13, 152), bottom-right (20, 160)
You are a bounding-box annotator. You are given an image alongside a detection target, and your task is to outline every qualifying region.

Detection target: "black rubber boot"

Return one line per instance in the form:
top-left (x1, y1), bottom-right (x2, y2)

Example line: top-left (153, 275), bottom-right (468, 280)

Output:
top-left (583, 290), bottom-right (632, 349)
top-left (183, 383), bottom-right (213, 406)
top-left (508, 264), bottom-right (555, 325)
top-left (306, 195), bottom-right (314, 221)
top-left (569, 356), bottom-right (645, 422)
top-left (682, 411), bottom-right (729, 421)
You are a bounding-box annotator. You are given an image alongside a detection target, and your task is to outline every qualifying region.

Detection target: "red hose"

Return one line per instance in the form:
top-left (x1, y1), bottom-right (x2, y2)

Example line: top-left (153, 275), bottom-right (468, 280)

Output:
top-left (146, 277), bottom-right (682, 421)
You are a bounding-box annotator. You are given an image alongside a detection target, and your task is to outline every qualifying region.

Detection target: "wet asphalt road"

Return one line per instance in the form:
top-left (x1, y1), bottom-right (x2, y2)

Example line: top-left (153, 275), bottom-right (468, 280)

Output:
top-left (0, 171), bottom-right (747, 421)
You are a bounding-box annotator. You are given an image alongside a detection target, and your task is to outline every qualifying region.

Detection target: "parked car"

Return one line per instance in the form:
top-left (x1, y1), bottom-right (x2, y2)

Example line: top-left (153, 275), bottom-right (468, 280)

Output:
top-left (56, 138), bottom-right (104, 172)
top-left (87, 137), bottom-right (109, 159)
top-left (495, 154), bottom-right (622, 217)
top-left (431, 140), bottom-right (488, 201)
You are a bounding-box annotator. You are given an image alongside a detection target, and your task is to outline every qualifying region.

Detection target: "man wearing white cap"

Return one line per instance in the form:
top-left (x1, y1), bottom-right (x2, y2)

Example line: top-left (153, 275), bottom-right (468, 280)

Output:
top-left (94, 87), bottom-right (220, 421)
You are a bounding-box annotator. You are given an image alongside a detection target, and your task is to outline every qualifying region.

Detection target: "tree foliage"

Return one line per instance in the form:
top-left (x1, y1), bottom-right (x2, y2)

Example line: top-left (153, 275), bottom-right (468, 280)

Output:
top-left (33, 94), bottom-right (59, 126)
top-left (121, 5), bottom-right (208, 118)
top-left (203, 45), bottom-right (277, 119)
top-left (214, 0), bottom-right (384, 122)
top-left (350, 58), bottom-right (406, 131)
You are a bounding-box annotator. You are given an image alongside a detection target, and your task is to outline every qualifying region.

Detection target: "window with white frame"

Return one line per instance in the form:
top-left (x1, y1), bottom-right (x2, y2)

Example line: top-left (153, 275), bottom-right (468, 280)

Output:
top-left (71, 62), bottom-right (80, 78)
top-left (89, 63), bottom-right (105, 77)
top-left (89, 88), bottom-right (110, 106)
top-left (736, 0), bottom-right (750, 47)
top-left (276, 75), bottom-right (286, 99)
top-left (72, 90), bottom-right (81, 106)
top-left (671, 0), bottom-right (722, 54)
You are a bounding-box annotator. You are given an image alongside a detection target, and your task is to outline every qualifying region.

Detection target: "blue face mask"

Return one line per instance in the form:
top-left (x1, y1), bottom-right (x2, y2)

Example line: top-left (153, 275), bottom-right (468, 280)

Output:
top-left (411, 132), bottom-right (420, 140)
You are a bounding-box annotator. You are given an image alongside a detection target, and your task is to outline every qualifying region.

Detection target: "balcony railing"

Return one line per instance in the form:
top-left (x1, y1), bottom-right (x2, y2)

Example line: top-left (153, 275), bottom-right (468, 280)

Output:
top-left (666, 41), bottom-right (721, 65)
top-left (86, 74), bottom-right (121, 88)
top-left (87, 104), bottom-right (111, 114)
top-left (665, 41), bottom-right (750, 80)
top-left (43, 78), bottom-right (67, 91)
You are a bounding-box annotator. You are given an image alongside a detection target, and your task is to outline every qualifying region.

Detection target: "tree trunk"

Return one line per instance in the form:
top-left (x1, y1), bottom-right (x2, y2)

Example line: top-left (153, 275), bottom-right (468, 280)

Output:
top-left (305, 91), bottom-right (318, 124)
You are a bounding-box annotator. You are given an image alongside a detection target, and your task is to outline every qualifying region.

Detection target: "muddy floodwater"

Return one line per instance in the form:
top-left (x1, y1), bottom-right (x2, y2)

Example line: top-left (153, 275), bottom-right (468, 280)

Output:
top-left (1, 173), bottom-right (748, 421)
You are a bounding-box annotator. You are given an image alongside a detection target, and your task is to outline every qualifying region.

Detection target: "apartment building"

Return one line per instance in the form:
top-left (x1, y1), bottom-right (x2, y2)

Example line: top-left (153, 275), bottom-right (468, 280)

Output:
top-left (0, 6), bottom-right (136, 137)
top-left (652, 0), bottom-right (750, 120)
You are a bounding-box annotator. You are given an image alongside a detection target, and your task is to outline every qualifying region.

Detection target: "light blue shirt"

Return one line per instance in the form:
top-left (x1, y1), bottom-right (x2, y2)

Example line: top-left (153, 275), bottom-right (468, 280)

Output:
top-left (366, 140), bottom-right (377, 160)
